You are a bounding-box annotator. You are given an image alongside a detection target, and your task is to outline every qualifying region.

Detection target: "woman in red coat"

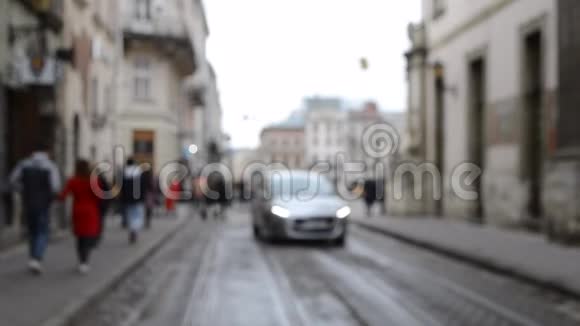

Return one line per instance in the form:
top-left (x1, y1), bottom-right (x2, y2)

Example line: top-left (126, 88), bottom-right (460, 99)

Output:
top-left (59, 159), bottom-right (101, 274)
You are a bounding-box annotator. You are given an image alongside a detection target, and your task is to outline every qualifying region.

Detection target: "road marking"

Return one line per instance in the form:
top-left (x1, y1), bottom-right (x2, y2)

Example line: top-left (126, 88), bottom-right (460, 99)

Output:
top-left (313, 250), bottom-right (425, 326)
top-left (181, 227), bottom-right (220, 326)
top-left (349, 231), bottom-right (544, 326)
top-left (121, 267), bottom-right (175, 326)
top-left (183, 224), bottom-right (293, 326)
top-left (261, 246), bottom-right (311, 326)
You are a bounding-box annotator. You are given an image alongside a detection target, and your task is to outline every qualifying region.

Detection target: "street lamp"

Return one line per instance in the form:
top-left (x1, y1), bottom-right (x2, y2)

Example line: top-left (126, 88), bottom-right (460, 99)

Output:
top-left (431, 61), bottom-right (458, 96)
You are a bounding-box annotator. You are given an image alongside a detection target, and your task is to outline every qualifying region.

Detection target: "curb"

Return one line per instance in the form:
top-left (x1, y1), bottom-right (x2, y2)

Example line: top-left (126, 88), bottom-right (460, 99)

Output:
top-left (353, 219), bottom-right (580, 300)
top-left (42, 216), bottom-right (191, 326)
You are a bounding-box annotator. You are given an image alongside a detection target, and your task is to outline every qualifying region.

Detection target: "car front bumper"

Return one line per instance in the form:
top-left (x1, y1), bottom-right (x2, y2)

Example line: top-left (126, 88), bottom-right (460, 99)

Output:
top-left (266, 215), bottom-right (348, 240)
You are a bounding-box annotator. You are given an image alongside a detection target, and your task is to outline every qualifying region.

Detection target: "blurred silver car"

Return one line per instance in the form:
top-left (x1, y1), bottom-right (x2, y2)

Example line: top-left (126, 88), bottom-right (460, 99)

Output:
top-left (251, 170), bottom-right (350, 246)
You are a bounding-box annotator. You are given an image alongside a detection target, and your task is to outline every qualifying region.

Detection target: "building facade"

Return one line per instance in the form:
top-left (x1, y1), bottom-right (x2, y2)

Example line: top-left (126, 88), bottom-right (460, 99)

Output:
top-left (116, 0), bottom-right (196, 172)
top-left (0, 0), bottom-right (222, 248)
top-left (60, 0), bottom-right (119, 175)
top-left (182, 0), bottom-right (224, 168)
top-left (400, 0), bottom-right (580, 239)
top-left (1, 0), bottom-right (66, 246)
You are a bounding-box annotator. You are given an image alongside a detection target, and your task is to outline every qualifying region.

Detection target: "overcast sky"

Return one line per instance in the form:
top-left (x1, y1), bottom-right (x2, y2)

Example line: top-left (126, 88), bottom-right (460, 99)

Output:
top-left (204, 0), bottom-right (422, 149)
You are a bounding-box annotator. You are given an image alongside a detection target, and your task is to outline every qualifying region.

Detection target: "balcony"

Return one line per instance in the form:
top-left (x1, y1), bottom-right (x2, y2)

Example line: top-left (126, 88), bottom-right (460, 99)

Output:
top-left (122, 1), bottom-right (194, 74)
top-left (122, 0), bottom-right (188, 44)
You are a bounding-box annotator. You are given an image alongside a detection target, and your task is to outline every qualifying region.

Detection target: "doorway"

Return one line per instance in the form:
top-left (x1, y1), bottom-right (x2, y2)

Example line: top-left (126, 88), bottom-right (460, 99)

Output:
top-left (133, 130), bottom-right (155, 168)
top-left (469, 58), bottom-right (486, 222)
top-left (6, 87), bottom-right (55, 169)
top-left (523, 30), bottom-right (543, 220)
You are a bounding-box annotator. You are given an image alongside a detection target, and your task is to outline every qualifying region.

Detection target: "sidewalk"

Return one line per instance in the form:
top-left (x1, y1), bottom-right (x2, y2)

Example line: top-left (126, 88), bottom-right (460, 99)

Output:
top-left (349, 202), bottom-right (580, 298)
top-left (0, 209), bottom-right (190, 326)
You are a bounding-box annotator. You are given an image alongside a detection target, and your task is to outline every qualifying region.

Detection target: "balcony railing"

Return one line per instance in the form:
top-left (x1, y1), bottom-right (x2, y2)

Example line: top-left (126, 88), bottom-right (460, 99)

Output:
top-left (122, 1), bottom-right (188, 42)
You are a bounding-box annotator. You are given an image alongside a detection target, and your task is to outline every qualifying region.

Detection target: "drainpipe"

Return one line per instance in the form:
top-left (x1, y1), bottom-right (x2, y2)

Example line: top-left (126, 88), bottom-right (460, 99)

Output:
top-left (0, 88), bottom-right (5, 244)
top-left (112, 0), bottom-right (124, 158)
top-left (0, 1), bottom-right (6, 241)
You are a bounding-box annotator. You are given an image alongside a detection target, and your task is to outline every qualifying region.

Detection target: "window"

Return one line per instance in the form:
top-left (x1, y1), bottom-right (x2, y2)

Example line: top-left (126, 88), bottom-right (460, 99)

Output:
top-left (104, 84), bottom-right (112, 114)
top-left (135, 0), bottom-right (152, 20)
top-left (433, 0), bottom-right (446, 20)
top-left (134, 56), bottom-right (152, 101)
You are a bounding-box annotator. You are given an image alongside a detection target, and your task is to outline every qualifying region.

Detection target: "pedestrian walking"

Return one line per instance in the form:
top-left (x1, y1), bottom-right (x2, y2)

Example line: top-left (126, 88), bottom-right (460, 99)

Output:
top-left (120, 158), bottom-right (148, 244)
top-left (9, 144), bottom-right (61, 274)
top-left (59, 160), bottom-right (101, 274)
top-left (96, 172), bottom-right (112, 246)
top-left (377, 177), bottom-right (387, 216)
top-left (142, 167), bottom-right (156, 229)
top-left (363, 179), bottom-right (377, 217)
top-left (207, 173), bottom-right (226, 219)
top-left (193, 176), bottom-right (208, 220)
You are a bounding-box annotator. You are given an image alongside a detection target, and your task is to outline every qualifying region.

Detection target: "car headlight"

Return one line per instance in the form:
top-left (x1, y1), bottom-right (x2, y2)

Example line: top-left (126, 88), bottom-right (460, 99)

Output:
top-left (336, 206), bottom-right (351, 219)
top-left (271, 205), bottom-right (290, 218)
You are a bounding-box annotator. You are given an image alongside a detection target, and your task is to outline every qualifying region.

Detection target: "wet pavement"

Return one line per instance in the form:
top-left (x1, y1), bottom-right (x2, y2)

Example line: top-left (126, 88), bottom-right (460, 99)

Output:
top-left (78, 205), bottom-right (580, 326)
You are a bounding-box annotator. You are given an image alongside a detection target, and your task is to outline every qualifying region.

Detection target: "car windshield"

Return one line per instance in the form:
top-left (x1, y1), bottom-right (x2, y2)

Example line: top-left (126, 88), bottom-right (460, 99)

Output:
top-left (270, 172), bottom-right (335, 199)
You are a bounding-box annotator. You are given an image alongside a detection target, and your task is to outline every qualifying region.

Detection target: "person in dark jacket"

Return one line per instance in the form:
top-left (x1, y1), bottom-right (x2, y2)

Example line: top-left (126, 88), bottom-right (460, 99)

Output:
top-left (142, 167), bottom-right (156, 229)
top-left (96, 173), bottom-right (112, 245)
top-left (9, 144), bottom-right (61, 274)
top-left (120, 158), bottom-right (149, 244)
top-left (207, 172), bottom-right (227, 219)
top-left (363, 179), bottom-right (377, 217)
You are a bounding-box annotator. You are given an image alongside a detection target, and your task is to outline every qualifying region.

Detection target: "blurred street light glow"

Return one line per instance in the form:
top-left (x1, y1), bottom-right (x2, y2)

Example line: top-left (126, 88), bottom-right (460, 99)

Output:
top-left (188, 144), bottom-right (199, 155)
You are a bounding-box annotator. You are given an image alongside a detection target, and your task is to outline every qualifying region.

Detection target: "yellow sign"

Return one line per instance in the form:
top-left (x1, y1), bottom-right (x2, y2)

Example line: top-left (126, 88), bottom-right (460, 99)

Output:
top-left (30, 0), bottom-right (52, 11)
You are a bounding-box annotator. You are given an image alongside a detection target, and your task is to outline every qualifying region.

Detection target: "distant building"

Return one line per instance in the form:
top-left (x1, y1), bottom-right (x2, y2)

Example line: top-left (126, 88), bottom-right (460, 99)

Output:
top-left (230, 148), bottom-right (260, 184)
top-left (304, 97), bottom-right (348, 176)
top-left (259, 97), bottom-right (404, 186)
top-left (260, 115), bottom-right (305, 169)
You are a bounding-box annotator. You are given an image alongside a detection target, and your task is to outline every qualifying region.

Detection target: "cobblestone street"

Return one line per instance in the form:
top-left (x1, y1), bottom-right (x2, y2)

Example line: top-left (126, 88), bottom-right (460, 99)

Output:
top-left (77, 205), bottom-right (580, 326)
